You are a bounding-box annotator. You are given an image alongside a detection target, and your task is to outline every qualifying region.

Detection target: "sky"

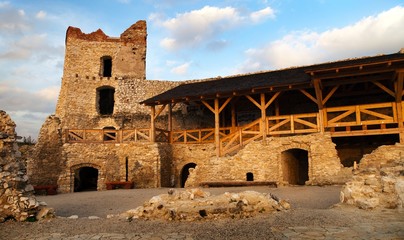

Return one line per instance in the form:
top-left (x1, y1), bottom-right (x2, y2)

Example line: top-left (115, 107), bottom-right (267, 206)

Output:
top-left (0, 0), bottom-right (404, 139)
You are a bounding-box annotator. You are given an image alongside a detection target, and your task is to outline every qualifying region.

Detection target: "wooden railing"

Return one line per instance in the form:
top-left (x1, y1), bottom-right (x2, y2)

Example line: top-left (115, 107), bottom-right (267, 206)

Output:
top-left (266, 113), bottom-right (319, 135)
top-left (220, 119), bottom-right (262, 156)
top-left (66, 102), bottom-right (402, 151)
top-left (171, 127), bottom-right (232, 144)
top-left (324, 102), bottom-right (399, 136)
top-left (67, 129), bottom-right (152, 143)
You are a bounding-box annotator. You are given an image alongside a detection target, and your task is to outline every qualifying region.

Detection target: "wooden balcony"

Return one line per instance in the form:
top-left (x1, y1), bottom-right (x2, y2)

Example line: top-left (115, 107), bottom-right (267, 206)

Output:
top-left (66, 102), bottom-right (402, 155)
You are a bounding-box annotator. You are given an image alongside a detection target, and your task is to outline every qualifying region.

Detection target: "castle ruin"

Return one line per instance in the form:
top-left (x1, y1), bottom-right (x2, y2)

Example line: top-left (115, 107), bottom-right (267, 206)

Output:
top-left (28, 21), bottom-right (404, 193)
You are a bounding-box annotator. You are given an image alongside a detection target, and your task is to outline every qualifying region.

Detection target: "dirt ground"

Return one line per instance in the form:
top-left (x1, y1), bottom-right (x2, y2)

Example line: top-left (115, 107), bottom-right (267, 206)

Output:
top-left (1, 186), bottom-right (403, 239)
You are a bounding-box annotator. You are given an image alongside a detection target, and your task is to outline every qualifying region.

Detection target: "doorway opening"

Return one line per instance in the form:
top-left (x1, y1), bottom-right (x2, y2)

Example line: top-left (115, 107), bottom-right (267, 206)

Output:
top-left (246, 172), bottom-right (254, 181)
top-left (281, 148), bottom-right (309, 185)
top-left (180, 163), bottom-right (197, 187)
top-left (74, 166), bottom-right (98, 192)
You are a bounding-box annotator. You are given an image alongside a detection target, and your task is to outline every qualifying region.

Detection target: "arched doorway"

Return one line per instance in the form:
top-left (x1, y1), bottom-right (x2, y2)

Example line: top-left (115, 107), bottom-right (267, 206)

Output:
top-left (281, 148), bottom-right (309, 185)
top-left (74, 166), bottom-right (98, 192)
top-left (180, 163), bottom-right (196, 188)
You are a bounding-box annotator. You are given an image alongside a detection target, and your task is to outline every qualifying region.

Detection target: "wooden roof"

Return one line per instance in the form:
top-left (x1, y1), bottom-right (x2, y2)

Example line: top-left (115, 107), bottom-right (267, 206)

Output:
top-left (141, 52), bottom-right (404, 106)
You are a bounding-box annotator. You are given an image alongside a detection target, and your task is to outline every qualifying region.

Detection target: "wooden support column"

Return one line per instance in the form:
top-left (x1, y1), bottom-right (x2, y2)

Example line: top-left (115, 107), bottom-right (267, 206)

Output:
top-left (260, 93), bottom-right (267, 141)
top-left (313, 79), bottom-right (325, 133)
top-left (202, 97), bottom-right (232, 157)
top-left (214, 98), bottom-right (220, 156)
top-left (168, 103), bottom-right (173, 143)
top-left (150, 106), bottom-right (156, 142)
top-left (396, 71), bottom-right (404, 143)
top-left (231, 102), bottom-right (236, 132)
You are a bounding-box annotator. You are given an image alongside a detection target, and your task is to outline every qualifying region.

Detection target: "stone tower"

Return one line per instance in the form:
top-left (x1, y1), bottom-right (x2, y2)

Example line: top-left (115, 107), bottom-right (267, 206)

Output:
top-left (55, 20), bottom-right (148, 130)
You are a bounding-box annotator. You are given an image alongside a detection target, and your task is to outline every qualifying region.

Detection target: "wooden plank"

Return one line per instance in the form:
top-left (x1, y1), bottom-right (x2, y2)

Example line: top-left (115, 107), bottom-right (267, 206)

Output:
top-left (327, 109), bottom-right (355, 124)
top-left (264, 92), bottom-right (281, 109)
top-left (373, 81), bottom-right (395, 97)
top-left (202, 100), bottom-right (215, 113)
top-left (219, 97), bottom-right (233, 113)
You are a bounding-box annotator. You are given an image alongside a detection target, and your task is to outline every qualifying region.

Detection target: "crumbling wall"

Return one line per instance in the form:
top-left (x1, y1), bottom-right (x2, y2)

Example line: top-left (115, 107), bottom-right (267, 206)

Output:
top-left (340, 144), bottom-right (404, 209)
top-left (0, 111), bottom-right (44, 222)
top-left (182, 133), bottom-right (350, 187)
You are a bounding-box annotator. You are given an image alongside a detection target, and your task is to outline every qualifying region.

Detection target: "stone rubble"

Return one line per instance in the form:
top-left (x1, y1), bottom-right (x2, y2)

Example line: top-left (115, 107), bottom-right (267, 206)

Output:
top-left (121, 188), bottom-right (290, 221)
top-left (0, 110), bottom-right (54, 222)
top-left (340, 143), bottom-right (404, 209)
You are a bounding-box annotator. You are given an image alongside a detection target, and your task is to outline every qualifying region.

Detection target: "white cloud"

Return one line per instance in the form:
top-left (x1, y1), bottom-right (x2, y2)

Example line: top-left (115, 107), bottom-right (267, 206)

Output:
top-left (171, 62), bottom-right (191, 75)
top-left (153, 5), bottom-right (275, 51)
top-left (237, 6), bottom-right (404, 73)
top-left (250, 7), bottom-right (275, 23)
top-left (36, 10), bottom-right (46, 19)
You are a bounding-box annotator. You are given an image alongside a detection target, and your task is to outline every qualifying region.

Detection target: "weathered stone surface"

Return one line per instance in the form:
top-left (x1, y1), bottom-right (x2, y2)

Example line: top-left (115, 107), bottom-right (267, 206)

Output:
top-left (0, 111), bottom-right (53, 222)
top-left (340, 144), bottom-right (404, 209)
top-left (121, 188), bottom-right (289, 221)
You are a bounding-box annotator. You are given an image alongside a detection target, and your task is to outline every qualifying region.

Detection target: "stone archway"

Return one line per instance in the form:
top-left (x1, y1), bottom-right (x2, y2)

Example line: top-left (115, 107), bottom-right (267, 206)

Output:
top-left (180, 163), bottom-right (197, 188)
top-left (281, 148), bottom-right (309, 185)
top-left (72, 164), bottom-right (100, 192)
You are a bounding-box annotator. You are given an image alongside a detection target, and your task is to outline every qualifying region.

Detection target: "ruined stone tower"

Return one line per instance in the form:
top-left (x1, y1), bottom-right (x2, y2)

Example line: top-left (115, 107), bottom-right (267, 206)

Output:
top-left (56, 20), bottom-right (148, 130)
top-left (29, 21), bottom-right (179, 192)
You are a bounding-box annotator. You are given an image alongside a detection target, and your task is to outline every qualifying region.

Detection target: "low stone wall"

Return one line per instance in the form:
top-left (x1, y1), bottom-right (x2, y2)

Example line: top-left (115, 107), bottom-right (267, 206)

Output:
top-left (340, 144), bottom-right (404, 209)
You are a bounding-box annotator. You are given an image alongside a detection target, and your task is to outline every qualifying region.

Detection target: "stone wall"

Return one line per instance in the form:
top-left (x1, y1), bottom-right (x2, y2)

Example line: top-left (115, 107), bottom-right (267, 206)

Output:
top-left (340, 144), bottom-right (404, 209)
top-left (57, 142), bottom-right (171, 193)
top-left (0, 111), bottom-right (44, 222)
top-left (181, 133), bottom-right (350, 187)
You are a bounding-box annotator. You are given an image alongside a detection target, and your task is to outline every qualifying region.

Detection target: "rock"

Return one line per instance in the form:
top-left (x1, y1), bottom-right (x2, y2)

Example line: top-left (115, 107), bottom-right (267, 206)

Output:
top-left (68, 215), bottom-right (79, 219)
top-left (123, 189), bottom-right (289, 221)
top-left (36, 207), bottom-right (55, 220)
top-left (340, 144), bottom-right (404, 209)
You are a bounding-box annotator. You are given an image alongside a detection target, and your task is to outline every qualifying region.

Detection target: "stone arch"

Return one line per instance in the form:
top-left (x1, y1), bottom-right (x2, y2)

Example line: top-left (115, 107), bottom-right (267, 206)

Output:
top-left (180, 162), bottom-right (197, 188)
top-left (71, 163), bottom-right (102, 192)
top-left (97, 86), bottom-right (115, 115)
top-left (281, 148), bottom-right (309, 185)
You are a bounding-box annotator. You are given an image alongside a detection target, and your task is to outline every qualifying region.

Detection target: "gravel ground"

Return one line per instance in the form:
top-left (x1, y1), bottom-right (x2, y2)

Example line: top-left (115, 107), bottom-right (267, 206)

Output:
top-left (1, 185), bottom-right (403, 239)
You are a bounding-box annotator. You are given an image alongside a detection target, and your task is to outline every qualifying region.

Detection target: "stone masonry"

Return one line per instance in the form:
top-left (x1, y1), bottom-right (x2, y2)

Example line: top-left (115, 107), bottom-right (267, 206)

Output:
top-left (0, 111), bottom-right (52, 222)
top-left (340, 144), bottom-right (404, 209)
top-left (29, 20), bottom-right (354, 193)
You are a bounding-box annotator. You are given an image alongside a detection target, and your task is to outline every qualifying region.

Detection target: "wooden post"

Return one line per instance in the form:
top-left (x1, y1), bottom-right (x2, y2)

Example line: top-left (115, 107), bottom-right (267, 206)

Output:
top-left (231, 102), bottom-right (236, 132)
top-left (260, 93), bottom-right (267, 141)
top-left (396, 71), bottom-right (404, 143)
top-left (168, 103), bottom-right (173, 143)
top-left (150, 106), bottom-right (156, 142)
top-left (313, 79), bottom-right (325, 133)
top-left (214, 98), bottom-right (220, 157)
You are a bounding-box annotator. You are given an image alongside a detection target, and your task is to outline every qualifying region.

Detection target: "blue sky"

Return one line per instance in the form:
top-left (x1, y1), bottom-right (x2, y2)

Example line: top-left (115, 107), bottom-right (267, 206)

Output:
top-left (1, 0), bottom-right (404, 139)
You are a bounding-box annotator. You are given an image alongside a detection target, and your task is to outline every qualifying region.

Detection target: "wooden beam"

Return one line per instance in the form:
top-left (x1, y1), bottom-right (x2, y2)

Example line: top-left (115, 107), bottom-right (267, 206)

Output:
top-left (322, 85), bottom-right (339, 105)
top-left (260, 93), bottom-right (267, 141)
top-left (219, 97), bottom-right (233, 113)
top-left (214, 98), bottom-right (220, 157)
top-left (154, 104), bottom-right (167, 119)
top-left (395, 71), bottom-right (404, 102)
top-left (202, 100), bottom-right (215, 113)
top-left (373, 81), bottom-right (395, 98)
top-left (150, 106), bottom-right (156, 142)
top-left (299, 89), bottom-right (317, 104)
top-left (264, 92), bottom-right (281, 109)
top-left (246, 95), bottom-right (261, 109)
top-left (313, 79), bottom-right (325, 133)
top-left (168, 103), bottom-right (173, 143)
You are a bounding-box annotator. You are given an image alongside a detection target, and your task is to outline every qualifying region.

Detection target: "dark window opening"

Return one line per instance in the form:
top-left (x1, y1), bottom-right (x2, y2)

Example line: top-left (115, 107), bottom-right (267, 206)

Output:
top-left (246, 172), bottom-right (254, 181)
top-left (101, 56), bottom-right (112, 77)
top-left (181, 163), bottom-right (197, 188)
top-left (74, 167), bottom-right (98, 192)
top-left (281, 148), bottom-right (309, 185)
top-left (98, 87), bottom-right (115, 115)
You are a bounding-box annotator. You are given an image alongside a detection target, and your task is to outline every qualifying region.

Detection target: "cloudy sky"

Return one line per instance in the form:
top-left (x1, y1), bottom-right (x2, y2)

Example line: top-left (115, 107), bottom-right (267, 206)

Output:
top-left (1, 0), bottom-right (404, 139)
